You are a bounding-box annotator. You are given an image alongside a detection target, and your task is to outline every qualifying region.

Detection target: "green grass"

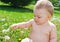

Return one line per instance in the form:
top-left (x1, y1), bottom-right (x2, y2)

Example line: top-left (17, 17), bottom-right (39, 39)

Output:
top-left (0, 2), bottom-right (60, 42)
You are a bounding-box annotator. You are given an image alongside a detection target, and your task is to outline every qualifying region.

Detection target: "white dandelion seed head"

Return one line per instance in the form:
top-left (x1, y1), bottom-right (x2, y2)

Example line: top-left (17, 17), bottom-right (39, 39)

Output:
top-left (4, 36), bottom-right (10, 40)
top-left (2, 29), bottom-right (7, 33)
top-left (2, 28), bottom-right (10, 33)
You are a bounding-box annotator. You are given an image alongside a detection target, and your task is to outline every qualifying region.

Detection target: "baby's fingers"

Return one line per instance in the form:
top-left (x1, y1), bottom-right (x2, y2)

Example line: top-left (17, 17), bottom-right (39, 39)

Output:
top-left (10, 24), bottom-right (17, 30)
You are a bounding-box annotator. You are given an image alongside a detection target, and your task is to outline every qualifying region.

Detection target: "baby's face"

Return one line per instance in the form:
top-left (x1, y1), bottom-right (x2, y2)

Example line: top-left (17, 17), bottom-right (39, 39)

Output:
top-left (34, 8), bottom-right (51, 25)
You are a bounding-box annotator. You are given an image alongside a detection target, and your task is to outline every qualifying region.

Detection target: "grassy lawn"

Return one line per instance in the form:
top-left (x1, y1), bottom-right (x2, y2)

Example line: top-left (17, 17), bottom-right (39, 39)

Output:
top-left (0, 2), bottom-right (60, 42)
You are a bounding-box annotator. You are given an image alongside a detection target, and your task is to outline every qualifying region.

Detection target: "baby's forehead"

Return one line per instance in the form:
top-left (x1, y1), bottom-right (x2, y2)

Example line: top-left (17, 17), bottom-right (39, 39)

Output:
top-left (34, 8), bottom-right (48, 12)
top-left (34, 8), bottom-right (51, 15)
top-left (34, 13), bottom-right (46, 17)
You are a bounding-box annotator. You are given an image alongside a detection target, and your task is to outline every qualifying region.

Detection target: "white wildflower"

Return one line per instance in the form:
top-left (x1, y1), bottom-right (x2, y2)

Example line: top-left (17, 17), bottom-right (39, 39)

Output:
top-left (4, 36), bottom-right (10, 40)
top-left (2, 28), bottom-right (10, 33)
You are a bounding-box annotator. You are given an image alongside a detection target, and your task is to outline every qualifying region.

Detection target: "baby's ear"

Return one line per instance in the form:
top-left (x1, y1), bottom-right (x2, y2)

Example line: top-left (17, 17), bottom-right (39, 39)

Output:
top-left (48, 14), bottom-right (51, 19)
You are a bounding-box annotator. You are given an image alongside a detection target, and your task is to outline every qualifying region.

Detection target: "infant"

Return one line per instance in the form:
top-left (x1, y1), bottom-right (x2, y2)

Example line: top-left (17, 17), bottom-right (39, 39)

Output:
top-left (10, 0), bottom-right (57, 42)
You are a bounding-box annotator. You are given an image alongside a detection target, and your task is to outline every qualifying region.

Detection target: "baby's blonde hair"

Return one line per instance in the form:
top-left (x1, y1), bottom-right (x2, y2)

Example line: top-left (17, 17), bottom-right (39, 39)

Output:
top-left (34, 0), bottom-right (54, 16)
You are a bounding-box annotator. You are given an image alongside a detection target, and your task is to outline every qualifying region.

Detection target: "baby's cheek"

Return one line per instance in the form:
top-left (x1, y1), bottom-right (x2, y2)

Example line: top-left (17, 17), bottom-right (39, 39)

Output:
top-left (39, 19), bottom-right (45, 23)
top-left (39, 19), bottom-right (43, 22)
top-left (34, 19), bottom-right (38, 22)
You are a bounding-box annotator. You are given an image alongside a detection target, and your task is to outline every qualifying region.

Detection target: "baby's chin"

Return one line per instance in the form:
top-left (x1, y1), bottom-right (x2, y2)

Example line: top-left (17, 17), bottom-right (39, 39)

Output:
top-left (36, 22), bottom-right (44, 25)
top-left (34, 20), bottom-right (45, 25)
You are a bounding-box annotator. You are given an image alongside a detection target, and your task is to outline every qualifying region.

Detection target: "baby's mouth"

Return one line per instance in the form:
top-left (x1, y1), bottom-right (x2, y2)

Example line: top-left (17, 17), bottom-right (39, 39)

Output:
top-left (35, 21), bottom-right (40, 25)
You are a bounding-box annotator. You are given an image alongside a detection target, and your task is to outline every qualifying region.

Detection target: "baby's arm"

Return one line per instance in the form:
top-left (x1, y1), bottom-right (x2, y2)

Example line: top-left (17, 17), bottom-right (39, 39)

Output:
top-left (10, 19), bottom-right (33, 29)
top-left (49, 25), bottom-right (57, 42)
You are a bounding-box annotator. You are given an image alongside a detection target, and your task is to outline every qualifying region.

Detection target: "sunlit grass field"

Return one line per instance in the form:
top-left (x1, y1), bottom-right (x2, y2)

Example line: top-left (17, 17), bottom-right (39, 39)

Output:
top-left (0, 2), bottom-right (60, 42)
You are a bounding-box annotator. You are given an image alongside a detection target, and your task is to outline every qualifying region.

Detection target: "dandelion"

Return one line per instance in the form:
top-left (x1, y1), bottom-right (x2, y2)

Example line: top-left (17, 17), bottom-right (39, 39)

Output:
top-left (4, 36), bottom-right (10, 40)
top-left (18, 38), bottom-right (21, 41)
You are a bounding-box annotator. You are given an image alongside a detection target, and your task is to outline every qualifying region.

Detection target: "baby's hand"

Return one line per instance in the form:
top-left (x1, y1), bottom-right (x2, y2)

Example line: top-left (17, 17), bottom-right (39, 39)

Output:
top-left (10, 24), bottom-right (18, 30)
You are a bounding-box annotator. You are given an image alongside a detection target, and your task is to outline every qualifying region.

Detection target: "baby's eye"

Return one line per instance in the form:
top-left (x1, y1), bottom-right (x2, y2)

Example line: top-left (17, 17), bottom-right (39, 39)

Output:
top-left (38, 17), bottom-right (41, 18)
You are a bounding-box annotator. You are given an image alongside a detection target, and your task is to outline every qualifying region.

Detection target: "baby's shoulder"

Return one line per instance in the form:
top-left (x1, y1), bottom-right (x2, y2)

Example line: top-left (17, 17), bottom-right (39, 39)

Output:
top-left (49, 21), bottom-right (56, 29)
